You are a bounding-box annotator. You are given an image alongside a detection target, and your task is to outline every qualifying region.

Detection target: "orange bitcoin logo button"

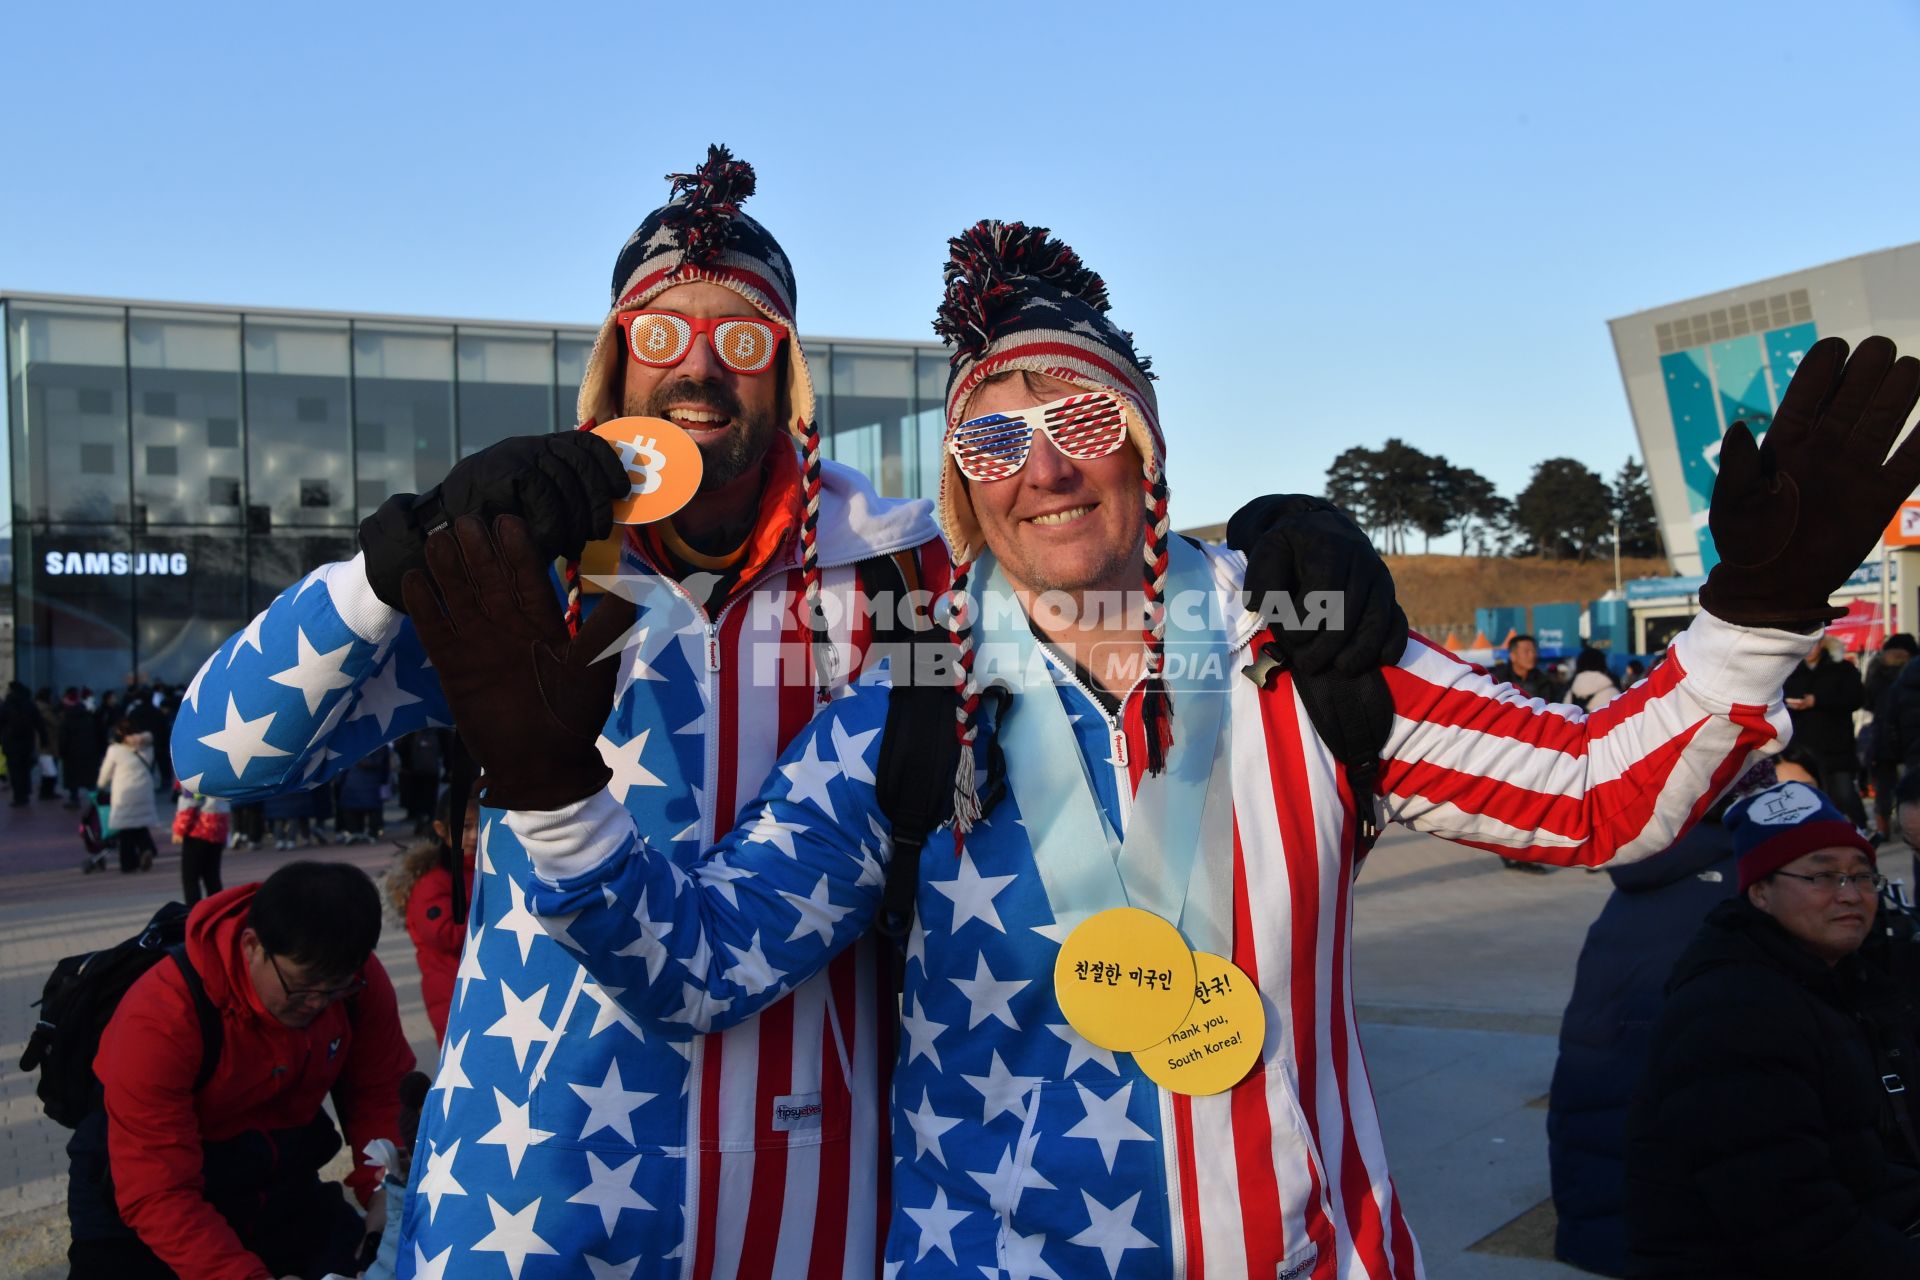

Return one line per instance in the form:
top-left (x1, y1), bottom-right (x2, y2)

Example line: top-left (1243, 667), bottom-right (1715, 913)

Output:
top-left (590, 417), bottom-right (704, 525)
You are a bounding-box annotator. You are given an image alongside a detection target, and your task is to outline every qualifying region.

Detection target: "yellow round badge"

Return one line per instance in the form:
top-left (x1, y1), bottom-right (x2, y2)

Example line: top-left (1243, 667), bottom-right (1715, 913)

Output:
top-left (590, 416), bottom-right (704, 526)
top-left (1053, 907), bottom-right (1197, 1052)
top-left (1135, 951), bottom-right (1265, 1096)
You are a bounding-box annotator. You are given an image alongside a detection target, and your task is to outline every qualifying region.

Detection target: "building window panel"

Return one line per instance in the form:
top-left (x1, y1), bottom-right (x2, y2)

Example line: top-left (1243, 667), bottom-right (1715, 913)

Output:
top-left (8, 304), bottom-right (128, 524)
top-left (134, 527), bottom-right (248, 686)
top-left (829, 348), bottom-right (914, 498)
top-left (913, 350), bottom-right (950, 503)
top-left (457, 329), bottom-right (555, 458)
top-left (244, 319), bottom-right (352, 528)
top-left (556, 335), bottom-right (591, 430)
top-left (131, 310), bottom-right (243, 526)
top-left (353, 324), bottom-right (454, 520)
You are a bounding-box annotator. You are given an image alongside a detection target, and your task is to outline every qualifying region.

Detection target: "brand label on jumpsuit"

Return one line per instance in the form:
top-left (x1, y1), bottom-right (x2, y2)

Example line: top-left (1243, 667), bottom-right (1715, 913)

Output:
top-left (771, 1092), bottom-right (823, 1133)
top-left (1277, 1244), bottom-right (1318, 1280)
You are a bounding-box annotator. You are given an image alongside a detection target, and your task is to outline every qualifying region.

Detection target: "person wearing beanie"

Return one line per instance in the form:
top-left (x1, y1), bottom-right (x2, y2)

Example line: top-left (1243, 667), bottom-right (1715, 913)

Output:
top-left (1625, 781), bottom-right (1920, 1275)
top-left (404, 223), bottom-right (1920, 1278)
top-left (172, 146), bottom-right (960, 1277)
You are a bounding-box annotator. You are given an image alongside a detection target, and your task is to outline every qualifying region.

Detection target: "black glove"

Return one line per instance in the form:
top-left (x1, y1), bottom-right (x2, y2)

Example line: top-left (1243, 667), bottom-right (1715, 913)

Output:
top-left (401, 515), bottom-right (637, 812)
top-left (1701, 336), bottom-right (1920, 628)
top-left (1226, 494), bottom-right (1409, 677)
top-left (360, 431), bottom-right (628, 611)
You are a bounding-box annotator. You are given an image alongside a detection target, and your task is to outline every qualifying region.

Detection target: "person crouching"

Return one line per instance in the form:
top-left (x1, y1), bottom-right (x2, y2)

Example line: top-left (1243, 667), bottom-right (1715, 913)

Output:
top-left (67, 861), bottom-right (416, 1280)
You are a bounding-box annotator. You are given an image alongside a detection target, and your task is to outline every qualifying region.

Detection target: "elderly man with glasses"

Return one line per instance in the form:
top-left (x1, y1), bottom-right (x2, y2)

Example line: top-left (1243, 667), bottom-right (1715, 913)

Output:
top-left (1627, 781), bottom-right (1920, 1276)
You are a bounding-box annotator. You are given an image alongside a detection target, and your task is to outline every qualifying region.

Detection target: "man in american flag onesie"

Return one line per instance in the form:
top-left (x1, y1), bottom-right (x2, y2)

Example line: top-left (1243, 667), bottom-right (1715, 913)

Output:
top-left (412, 216), bottom-right (1920, 1279)
top-left (173, 148), bottom-right (960, 1280)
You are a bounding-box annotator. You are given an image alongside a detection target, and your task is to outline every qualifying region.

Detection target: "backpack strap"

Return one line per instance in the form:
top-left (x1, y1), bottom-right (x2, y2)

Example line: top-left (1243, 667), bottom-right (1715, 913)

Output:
top-left (166, 946), bottom-right (222, 1096)
top-left (853, 551), bottom-right (1009, 942)
top-left (856, 551), bottom-right (928, 941)
top-left (444, 733), bottom-right (479, 929)
top-left (875, 682), bottom-right (960, 940)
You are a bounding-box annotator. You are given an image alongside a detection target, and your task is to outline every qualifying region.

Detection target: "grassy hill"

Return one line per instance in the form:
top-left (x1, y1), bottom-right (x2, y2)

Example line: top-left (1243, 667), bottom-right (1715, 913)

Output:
top-left (1384, 554), bottom-right (1672, 639)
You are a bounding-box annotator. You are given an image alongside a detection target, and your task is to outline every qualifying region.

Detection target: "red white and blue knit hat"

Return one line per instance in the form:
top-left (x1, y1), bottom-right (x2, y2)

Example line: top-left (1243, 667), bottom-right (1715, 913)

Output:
top-left (572, 146), bottom-right (833, 692)
top-left (931, 221), bottom-right (1172, 832)
top-left (576, 144), bottom-right (814, 434)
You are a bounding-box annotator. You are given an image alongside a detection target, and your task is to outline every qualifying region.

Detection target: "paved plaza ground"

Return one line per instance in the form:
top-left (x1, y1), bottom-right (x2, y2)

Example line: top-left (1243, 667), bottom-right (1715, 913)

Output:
top-left (1, 789), bottom-right (1805, 1279)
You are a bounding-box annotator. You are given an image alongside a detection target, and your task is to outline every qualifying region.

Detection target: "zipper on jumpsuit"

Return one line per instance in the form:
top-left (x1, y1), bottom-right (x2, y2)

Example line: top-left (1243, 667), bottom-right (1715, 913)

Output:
top-left (637, 550), bottom-right (795, 1280)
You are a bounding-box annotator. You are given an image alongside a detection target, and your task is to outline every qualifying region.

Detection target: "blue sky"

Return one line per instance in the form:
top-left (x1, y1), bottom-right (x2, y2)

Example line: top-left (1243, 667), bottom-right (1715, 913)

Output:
top-left (6, 0), bottom-right (1918, 535)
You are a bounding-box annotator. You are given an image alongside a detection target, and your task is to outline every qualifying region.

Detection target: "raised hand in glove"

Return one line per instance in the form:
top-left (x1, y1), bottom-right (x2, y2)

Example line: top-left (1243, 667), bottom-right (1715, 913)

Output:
top-left (361, 431), bottom-right (629, 610)
top-left (1701, 335), bottom-right (1920, 628)
top-left (401, 515), bottom-right (637, 811)
top-left (1226, 494), bottom-right (1409, 677)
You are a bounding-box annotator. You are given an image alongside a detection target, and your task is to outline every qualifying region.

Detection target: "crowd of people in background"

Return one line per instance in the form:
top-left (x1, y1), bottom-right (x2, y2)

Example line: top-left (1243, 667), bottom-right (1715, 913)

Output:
top-left (0, 678), bottom-right (176, 809)
top-left (1489, 637), bottom-right (1639, 873)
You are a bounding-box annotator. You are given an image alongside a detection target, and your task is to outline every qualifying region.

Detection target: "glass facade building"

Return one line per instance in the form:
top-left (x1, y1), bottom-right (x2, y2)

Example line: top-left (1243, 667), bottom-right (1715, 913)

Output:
top-left (1, 292), bottom-right (948, 691)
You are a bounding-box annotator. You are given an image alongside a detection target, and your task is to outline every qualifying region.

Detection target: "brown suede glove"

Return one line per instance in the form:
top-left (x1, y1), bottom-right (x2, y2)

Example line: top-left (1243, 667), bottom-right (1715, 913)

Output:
top-left (1700, 335), bottom-right (1920, 628)
top-left (402, 515), bottom-right (637, 811)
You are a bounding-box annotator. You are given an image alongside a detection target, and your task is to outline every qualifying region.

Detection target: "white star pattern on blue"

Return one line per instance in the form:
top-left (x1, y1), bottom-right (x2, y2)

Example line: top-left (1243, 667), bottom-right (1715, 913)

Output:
top-left (170, 539), bottom-right (1189, 1279)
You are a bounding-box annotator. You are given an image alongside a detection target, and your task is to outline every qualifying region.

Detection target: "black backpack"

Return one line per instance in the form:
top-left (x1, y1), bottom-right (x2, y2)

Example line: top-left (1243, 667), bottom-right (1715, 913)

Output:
top-left (20, 901), bottom-right (222, 1128)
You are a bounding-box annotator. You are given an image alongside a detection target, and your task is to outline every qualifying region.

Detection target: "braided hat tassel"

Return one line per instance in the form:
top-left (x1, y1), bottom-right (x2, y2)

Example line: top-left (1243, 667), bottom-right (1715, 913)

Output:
top-left (564, 559), bottom-right (584, 638)
top-left (1141, 462), bottom-right (1174, 774)
top-left (799, 416), bottom-right (832, 703)
top-left (947, 560), bottom-right (984, 853)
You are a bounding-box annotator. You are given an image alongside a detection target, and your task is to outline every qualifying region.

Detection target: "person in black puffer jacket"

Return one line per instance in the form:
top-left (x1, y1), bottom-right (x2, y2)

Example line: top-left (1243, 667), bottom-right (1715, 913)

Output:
top-left (1878, 650), bottom-right (1920, 780)
top-left (1549, 808), bottom-right (1739, 1275)
top-left (1626, 782), bottom-right (1920, 1278)
top-left (1864, 634), bottom-right (1918, 841)
top-left (1784, 638), bottom-right (1866, 826)
top-left (0, 681), bottom-right (43, 806)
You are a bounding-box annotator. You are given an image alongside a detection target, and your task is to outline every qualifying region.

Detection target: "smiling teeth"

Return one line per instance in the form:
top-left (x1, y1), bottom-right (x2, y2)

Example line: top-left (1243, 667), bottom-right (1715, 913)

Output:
top-left (1030, 506), bottom-right (1093, 527)
top-left (672, 410), bottom-right (727, 424)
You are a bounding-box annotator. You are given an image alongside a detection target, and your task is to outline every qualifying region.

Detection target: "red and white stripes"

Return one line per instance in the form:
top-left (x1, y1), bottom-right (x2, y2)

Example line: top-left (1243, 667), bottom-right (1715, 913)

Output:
top-left (1107, 568), bottom-right (1796, 1278)
top-left (680, 552), bottom-right (905, 1280)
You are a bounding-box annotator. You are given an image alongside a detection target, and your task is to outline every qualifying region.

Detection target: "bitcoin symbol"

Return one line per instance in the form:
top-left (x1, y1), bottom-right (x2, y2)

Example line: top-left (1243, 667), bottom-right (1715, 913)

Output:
top-left (734, 330), bottom-right (756, 361)
top-left (614, 436), bottom-right (667, 497)
top-left (647, 326), bottom-right (670, 353)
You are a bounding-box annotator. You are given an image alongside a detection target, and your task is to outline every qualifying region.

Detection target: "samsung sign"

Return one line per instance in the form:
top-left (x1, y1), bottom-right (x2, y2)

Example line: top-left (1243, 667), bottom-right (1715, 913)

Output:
top-left (44, 551), bottom-right (190, 576)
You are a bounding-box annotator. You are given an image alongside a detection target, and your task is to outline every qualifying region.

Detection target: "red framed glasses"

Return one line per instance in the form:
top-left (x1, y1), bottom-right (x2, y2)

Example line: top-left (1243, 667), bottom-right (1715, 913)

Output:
top-left (947, 390), bottom-right (1131, 482)
top-left (618, 309), bottom-right (788, 375)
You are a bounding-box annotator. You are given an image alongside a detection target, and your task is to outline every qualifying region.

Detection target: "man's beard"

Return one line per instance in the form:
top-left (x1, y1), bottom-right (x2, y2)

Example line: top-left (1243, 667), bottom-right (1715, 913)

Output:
top-left (638, 377), bottom-right (780, 492)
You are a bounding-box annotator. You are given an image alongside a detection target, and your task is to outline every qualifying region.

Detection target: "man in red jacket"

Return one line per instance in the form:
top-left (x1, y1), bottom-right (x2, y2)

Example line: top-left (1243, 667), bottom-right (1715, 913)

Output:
top-left (67, 861), bottom-right (417, 1280)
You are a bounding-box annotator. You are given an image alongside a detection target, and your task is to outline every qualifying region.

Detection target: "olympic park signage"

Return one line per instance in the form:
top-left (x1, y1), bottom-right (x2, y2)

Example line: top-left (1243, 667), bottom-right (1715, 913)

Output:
top-left (42, 550), bottom-right (191, 577)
